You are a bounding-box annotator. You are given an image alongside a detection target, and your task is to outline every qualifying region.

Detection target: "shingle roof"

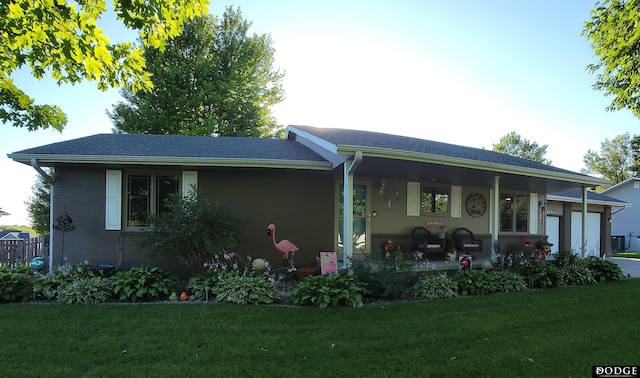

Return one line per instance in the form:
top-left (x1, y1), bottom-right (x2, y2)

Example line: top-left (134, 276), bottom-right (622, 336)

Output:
top-left (547, 189), bottom-right (629, 206)
top-left (289, 125), bottom-right (580, 176)
top-left (9, 133), bottom-right (330, 169)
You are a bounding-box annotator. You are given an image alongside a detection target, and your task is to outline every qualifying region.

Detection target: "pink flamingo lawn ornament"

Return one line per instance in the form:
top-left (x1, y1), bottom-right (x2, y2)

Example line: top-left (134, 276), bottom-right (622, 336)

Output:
top-left (267, 223), bottom-right (299, 267)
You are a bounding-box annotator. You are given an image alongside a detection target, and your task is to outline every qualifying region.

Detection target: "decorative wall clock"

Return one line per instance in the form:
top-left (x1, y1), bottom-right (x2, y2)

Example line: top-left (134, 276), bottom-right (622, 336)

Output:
top-left (466, 193), bottom-right (486, 217)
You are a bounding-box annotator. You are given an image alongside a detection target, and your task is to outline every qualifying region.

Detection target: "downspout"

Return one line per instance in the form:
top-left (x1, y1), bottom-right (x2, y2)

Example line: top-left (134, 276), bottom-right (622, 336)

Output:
top-left (491, 176), bottom-right (500, 261)
top-left (342, 151), bottom-right (363, 270)
top-left (581, 186), bottom-right (588, 258)
top-left (30, 159), bottom-right (55, 273)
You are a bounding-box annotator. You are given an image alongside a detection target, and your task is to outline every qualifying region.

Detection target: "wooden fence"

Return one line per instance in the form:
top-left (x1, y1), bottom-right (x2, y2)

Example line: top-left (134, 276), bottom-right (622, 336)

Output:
top-left (0, 237), bottom-right (48, 267)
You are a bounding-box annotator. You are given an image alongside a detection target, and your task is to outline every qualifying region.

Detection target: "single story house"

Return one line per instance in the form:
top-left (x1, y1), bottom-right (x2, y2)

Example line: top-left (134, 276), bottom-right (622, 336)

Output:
top-left (8, 125), bottom-right (612, 276)
top-left (600, 177), bottom-right (640, 251)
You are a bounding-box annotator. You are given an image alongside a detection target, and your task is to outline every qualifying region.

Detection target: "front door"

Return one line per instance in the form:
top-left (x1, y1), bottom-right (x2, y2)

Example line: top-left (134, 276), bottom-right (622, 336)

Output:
top-left (337, 184), bottom-right (368, 254)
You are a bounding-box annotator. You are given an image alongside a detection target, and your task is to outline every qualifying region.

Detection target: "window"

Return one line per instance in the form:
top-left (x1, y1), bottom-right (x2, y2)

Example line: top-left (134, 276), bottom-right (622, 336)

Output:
top-left (127, 174), bottom-right (179, 227)
top-left (421, 186), bottom-right (449, 214)
top-left (500, 193), bottom-right (528, 232)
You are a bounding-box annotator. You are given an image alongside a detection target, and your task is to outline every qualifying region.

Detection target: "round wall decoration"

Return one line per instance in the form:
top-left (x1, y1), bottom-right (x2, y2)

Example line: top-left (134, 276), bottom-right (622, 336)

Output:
top-left (466, 193), bottom-right (486, 217)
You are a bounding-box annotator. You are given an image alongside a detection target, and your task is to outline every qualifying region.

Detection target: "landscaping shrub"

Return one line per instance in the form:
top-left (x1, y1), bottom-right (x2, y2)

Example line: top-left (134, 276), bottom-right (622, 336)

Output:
top-left (582, 258), bottom-right (624, 282)
top-left (146, 191), bottom-right (244, 270)
top-left (0, 266), bottom-right (34, 303)
top-left (494, 243), bottom-right (538, 271)
top-left (553, 249), bottom-right (580, 269)
top-left (187, 269), bottom-right (220, 300)
top-left (454, 269), bottom-right (496, 295)
top-left (351, 258), bottom-right (418, 299)
top-left (413, 273), bottom-right (457, 299)
top-left (32, 262), bottom-right (96, 300)
top-left (213, 271), bottom-right (279, 305)
top-left (57, 276), bottom-right (113, 304)
top-left (290, 274), bottom-right (367, 308)
top-left (112, 266), bottom-right (177, 302)
top-left (488, 270), bottom-right (527, 293)
top-left (562, 264), bottom-right (596, 286)
top-left (520, 261), bottom-right (564, 289)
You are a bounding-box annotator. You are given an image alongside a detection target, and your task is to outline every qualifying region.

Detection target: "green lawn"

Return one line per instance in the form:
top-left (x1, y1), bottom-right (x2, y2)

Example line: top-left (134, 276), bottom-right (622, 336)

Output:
top-left (1, 279), bottom-right (639, 377)
top-left (612, 252), bottom-right (640, 259)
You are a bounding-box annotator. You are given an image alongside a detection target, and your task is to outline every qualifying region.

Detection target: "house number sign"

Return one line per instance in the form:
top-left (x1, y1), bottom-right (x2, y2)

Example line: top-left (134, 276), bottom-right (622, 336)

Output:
top-left (465, 193), bottom-right (486, 217)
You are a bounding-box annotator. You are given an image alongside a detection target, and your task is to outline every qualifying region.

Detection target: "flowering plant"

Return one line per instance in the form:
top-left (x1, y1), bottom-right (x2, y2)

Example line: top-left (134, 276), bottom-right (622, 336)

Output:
top-left (383, 240), bottom-right (394, 252)
top-left (426, 219), bottom-right (446, 232)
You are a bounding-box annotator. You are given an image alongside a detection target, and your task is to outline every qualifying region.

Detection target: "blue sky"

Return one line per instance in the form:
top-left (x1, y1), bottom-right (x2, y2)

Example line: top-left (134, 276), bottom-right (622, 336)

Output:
top-left (1, 0), bottom-right (638, 226)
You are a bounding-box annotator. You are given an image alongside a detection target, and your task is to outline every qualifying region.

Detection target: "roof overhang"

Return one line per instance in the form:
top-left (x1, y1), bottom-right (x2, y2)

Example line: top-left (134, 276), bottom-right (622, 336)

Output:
top-left (8, 154), bottom-right (333, 171)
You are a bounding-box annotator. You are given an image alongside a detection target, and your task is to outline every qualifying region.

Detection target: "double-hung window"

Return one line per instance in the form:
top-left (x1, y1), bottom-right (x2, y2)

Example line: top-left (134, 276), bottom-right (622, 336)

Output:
top-left (127, 174), bottom-right (179, 228)
top-left (499, 193), bottom-right (528, 232)
top-left (421, 186), bottom-right (449, 214)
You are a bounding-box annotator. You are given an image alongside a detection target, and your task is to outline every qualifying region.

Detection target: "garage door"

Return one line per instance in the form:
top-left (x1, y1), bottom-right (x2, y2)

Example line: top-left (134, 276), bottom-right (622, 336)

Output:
top-left (570, 212), bottom-right (601, 257)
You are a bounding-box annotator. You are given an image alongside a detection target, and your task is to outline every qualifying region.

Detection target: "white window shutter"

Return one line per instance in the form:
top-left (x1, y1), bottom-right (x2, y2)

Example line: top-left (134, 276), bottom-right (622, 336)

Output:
top-left (529, 193), bottom-right (538, 234)
top-left (407, 182), bottom-right (420, 216)
top-left (451, 186), bottom-right (461, 218)
top-left (182, 171), bottom-right (198, 199)
top-left (105, 170), bottom-right (122, 230)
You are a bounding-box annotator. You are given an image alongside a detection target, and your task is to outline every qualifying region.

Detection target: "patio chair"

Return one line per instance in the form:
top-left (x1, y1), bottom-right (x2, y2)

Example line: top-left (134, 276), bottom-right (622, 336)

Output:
top-left (412, 227), bottom-right (445, 257)
top-left (451, 227), bottom-right (483, 254)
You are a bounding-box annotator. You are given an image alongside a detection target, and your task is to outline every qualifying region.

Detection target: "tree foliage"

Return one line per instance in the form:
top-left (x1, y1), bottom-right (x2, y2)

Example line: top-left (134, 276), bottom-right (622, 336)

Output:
top-left (1, 0), bottom-right (209, 131)
top-left (146, 191), bottom-right (244, 271)
top-left (583, 0), bottom-right (640, 118)
top-left (25, 168), bottom-right (52, 235)
top-left (109, 7), bottom-right (285, 138)
top-left (581, 133), bottom-right (633, 185)
top-left (492, 131), bottom-right (552, 165)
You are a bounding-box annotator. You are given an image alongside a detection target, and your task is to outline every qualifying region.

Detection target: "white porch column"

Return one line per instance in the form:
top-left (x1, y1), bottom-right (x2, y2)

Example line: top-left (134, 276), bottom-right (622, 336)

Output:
top-left (342, 152), bottom-right (362, 270)
top-left (491, 176), bottom-right (500, 261)
top-left (582, 186), bottom-right (588, 258)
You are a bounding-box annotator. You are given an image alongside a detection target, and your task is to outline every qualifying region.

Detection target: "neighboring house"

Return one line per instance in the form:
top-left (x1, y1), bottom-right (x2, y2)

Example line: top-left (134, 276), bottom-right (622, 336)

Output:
top-left (7, 125), bottom-right (611, 277)
top-left (546, 189), bottom-right (628, 257)
top-left (0, 231), bottom-right (31, 240)
top-left (601, 177), bottom-right (640, 251)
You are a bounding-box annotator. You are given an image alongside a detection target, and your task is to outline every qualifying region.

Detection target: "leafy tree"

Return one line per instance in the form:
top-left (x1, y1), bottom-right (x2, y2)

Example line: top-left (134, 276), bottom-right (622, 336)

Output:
top-left (581, 133), bottom-right (633, 185)
top-left (146, 191), bottom-right (244, 271)
top-left (492, 131), bottom-right (552, 164)
top-left (583, 0), bottom-right (640, 118)
top-left (630, 135), bottom-right (640, 176)
top-left (25, 168), bottom-right (52, 235)
top-left (1, 0), bottom-right (209, 131)
top-left (109, 7), bottom-right (285, 138)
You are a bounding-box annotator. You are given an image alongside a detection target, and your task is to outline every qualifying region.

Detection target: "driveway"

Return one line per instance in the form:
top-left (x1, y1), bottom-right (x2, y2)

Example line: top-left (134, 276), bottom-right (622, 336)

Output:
top-left (606, 257), bottom-right (640, 278)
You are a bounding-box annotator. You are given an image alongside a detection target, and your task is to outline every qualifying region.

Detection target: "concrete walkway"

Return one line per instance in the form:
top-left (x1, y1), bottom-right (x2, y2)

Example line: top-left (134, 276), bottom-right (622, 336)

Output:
top-left (606, 257), bottom-right (640, 278)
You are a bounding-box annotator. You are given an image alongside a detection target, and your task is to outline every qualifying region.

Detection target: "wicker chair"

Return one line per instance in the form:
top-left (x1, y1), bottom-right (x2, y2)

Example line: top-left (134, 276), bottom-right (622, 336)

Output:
top-left (412, 227), bottom-right (445, 258)
top-left (451, 227), bottom-right (483, 253)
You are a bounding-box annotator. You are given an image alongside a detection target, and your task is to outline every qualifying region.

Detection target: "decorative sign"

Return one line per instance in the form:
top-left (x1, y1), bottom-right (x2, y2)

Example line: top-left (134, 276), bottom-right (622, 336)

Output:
top-left (459, 254), bottom-right (472, 270)
top-left (320, 252), bottom-right (338, 275)
top-left (465, 193), bottom-right (487, 217)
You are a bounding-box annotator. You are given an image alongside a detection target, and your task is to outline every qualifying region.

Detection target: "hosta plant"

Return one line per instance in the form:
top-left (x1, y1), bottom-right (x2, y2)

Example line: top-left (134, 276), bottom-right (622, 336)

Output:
top-left (488, 270), bottom-right (528, 293)
top-left (112, 266), bottom-right (177, 302)
top-left (520, 261), bottom-right (564, 289)
top-left (413, 273), bottom-right (457, 300)
top-left (32, 262), bottom-right (96, 300)
top-left (562, 265), bottom-right (596, 286)
top-left (212, 271), bottom-right (279, 305)
top-left (57, 276), bottom-right (113, 304)
top-left (454, 269), bottom-right (496, 295)
top-left (290, 274), bottom-right (368, 308)
top-left (582, 258), bottom-right (624, 282)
